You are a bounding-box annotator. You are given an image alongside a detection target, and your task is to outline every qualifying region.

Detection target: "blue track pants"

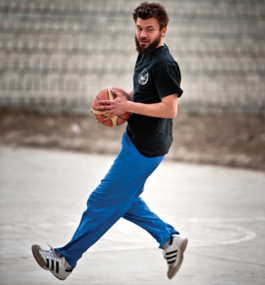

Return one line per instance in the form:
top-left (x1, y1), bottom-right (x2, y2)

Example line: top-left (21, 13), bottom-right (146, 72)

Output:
top-left (56, 131), bottom-right (178, 267)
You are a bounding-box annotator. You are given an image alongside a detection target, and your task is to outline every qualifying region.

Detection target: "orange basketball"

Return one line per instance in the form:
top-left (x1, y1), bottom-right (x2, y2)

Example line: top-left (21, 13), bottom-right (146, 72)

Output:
top-left (91, 87), bottom-right (131, 127)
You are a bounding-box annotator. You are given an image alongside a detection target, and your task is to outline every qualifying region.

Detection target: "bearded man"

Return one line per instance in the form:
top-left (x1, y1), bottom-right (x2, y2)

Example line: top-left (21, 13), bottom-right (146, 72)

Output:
top-left (32, 2), bottom-right (187, 281)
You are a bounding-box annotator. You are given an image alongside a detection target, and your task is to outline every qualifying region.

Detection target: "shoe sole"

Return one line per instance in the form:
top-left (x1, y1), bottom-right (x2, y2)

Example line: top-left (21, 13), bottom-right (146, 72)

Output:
top-left (167, 238), bottom-right (188, 280)
top-left (32, 245), bottom-right (48, 270)
top-left (31, 245), bottom-right (65, 281)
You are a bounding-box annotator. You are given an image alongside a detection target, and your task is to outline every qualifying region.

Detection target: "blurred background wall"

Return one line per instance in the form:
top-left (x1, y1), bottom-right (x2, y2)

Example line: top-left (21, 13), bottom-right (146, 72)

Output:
top-left (0, 0), bottom-right (264, 114)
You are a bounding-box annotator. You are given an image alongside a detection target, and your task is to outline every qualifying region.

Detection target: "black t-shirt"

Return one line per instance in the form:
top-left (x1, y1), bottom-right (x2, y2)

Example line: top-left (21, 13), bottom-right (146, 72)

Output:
top-left (126, 44), bottom-right (183, 157)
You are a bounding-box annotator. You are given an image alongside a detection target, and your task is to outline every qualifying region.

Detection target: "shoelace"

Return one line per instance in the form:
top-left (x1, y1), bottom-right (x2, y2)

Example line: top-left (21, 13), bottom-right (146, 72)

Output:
top-left (41, 244), bottom-right (61, 261)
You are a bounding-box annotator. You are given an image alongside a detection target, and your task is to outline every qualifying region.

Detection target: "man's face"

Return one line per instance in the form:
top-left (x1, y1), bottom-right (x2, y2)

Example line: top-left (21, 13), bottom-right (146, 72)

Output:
top-left (135, 17), bottom-right (167, 55)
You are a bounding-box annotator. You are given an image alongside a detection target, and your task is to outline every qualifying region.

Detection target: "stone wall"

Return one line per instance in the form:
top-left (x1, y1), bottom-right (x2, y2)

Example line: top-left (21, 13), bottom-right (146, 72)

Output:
top-left (0, 0), bottom-right (264, 113)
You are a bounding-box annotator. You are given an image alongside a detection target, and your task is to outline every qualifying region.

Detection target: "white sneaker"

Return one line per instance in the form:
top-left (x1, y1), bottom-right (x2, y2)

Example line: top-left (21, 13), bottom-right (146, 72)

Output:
top-left (32, 244), bottom-right (73, 280)
top-left (163, 234), bottom-right (188, 279)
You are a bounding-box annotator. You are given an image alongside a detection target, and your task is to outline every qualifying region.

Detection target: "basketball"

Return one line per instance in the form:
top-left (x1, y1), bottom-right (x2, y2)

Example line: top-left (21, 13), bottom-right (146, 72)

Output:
top-left (91, 87), bottom-right (131, 127)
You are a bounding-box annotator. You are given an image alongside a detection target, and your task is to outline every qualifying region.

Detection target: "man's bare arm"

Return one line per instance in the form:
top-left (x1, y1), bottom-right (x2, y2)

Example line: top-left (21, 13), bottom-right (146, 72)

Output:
top-left (97, 89), bottom-right (178, 120)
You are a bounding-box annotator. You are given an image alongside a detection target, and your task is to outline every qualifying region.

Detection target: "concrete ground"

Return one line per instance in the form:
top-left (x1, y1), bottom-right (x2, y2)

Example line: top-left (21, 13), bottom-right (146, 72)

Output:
top-left (0, 146), bottom-right (264, 285)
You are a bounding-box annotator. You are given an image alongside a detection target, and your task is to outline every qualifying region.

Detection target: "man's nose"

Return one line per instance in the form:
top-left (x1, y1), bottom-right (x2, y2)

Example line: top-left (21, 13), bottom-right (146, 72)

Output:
top-left (140, 30), bottom-right (147, 38)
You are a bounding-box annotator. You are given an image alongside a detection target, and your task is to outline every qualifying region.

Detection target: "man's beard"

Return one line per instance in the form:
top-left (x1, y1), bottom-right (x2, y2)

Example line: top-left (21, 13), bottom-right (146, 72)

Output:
top-left (134, 33), bottom-right (162, 56)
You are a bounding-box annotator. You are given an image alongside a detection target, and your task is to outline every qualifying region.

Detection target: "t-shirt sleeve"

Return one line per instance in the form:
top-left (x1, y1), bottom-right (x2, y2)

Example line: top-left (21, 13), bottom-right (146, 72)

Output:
top-left (155, 64), bottom-right (183, 99)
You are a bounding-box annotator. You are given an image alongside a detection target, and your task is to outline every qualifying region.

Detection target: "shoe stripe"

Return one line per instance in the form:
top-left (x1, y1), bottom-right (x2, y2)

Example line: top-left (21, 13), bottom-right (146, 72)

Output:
top-left (56, 261), bottom-right (59, 274)
top-left (166, 253), bottom-right (177, 258)
top-left (51, 259), bottom-right (54, 271)
top-left (46, 258), bottom-right (60, 273)
top-left (166, 254), bottom-right (177, 260)
top-left (167, 260), bottom-right (176, 264)
top-left (165, 249), bottom-right (178, 256)
top-left (167, 258), bottom-right (176, 263)
top-left (166, 255), bottom-right (177, 261)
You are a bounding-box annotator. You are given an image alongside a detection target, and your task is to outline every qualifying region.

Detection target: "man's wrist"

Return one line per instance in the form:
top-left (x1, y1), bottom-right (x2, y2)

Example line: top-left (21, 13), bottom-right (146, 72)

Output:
top-left (126, 100), bottom-right (135, 113)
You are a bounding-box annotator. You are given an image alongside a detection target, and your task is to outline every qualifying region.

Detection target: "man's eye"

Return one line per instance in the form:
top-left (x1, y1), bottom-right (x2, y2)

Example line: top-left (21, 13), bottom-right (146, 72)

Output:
top-left (148, 29), bottom-right (154, 32)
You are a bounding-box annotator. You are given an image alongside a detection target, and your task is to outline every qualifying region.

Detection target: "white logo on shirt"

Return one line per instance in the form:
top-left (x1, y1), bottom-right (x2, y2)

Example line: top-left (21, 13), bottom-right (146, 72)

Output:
top-left (138, 69), bottom-right (149, 85)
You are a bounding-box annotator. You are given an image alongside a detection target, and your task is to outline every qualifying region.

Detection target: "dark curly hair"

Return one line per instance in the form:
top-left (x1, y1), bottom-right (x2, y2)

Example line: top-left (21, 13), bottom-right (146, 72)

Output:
top-left (133, 2), bottom-right (169, 30)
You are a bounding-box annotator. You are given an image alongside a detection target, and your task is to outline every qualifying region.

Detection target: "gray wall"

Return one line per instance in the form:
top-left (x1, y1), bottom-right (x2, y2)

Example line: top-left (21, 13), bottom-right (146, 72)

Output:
top-left (0, 0), bottom-right (264, 113)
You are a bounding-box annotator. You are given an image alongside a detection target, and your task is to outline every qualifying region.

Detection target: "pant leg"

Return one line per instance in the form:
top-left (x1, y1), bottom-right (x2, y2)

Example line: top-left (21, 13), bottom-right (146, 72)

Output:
top-left (123, 197), bottom-right (178, 248)
top-left (56, 132), bottom-right (164, 268)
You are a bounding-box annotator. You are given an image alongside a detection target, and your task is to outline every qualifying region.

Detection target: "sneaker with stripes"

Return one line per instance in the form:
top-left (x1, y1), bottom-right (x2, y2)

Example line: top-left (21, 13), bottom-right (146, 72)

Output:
top-left (31, 244), bottom-right (73, 280)
top-left (163, 234), bottom-right (188, 279)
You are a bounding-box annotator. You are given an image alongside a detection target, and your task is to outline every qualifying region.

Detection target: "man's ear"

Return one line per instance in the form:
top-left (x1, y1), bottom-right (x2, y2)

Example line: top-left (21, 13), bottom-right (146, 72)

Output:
top-left (161, 26), bottom-right (167, 37)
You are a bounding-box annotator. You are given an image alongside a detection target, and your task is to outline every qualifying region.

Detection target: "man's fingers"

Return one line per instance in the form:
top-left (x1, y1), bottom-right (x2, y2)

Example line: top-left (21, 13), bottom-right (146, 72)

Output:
top-left (96, 110), bottom-right (112, 116)
top-left (99, 99), bottom-right (112, 105)
top-left (110, 89), bottom-right (120, 95)
top-left (96, 105), bottom-right (112, 110)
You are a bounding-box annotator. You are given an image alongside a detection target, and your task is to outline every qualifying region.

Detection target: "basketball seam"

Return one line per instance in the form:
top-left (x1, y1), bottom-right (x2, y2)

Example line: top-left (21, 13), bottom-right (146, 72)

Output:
top-left (108, 87), bottom-right (114, 101)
